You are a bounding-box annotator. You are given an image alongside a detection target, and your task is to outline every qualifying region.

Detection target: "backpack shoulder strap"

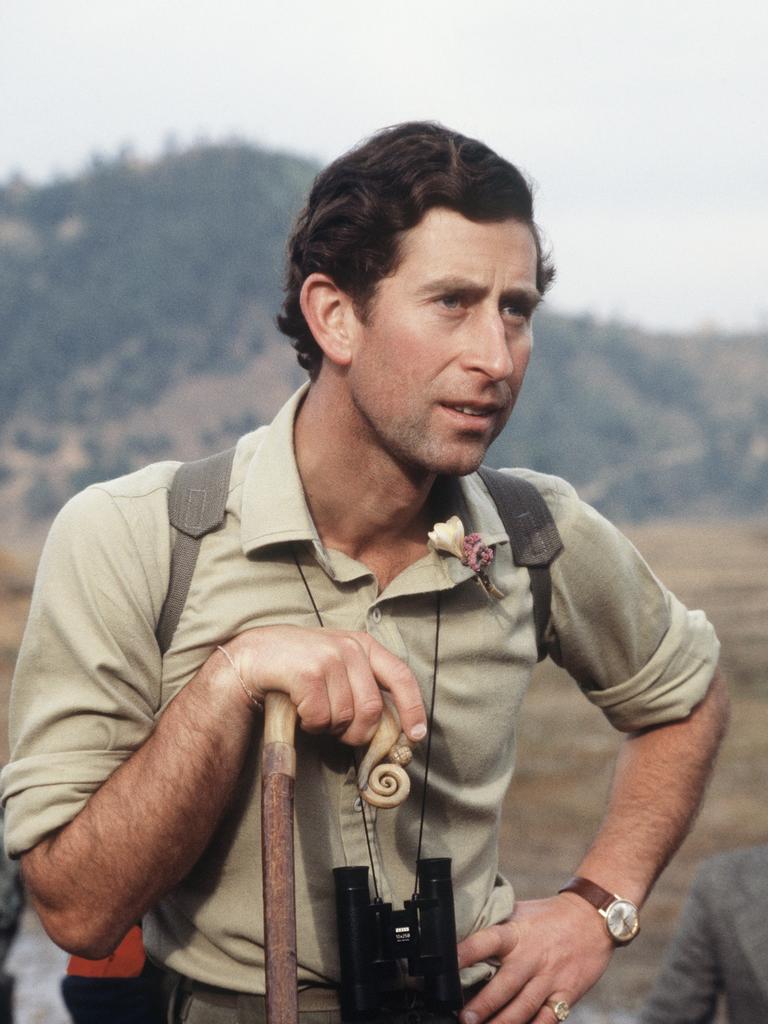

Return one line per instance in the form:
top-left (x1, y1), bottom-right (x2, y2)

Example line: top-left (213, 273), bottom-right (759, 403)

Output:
top-left (477, 467), bottom-right (564, 661)
top-left (156, 446), bottom-right (237, 655)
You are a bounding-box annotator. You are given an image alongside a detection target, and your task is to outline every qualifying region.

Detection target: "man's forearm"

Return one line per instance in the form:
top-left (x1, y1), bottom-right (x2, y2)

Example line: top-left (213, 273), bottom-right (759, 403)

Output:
top-left (572, 668), bottom-right (730, 905)
top-left (22, 650), bottom-right (257, 958)
top-left (457, 669), bottom-right (730, 1024)
top-left (20, 624), bottom-right (427, 959)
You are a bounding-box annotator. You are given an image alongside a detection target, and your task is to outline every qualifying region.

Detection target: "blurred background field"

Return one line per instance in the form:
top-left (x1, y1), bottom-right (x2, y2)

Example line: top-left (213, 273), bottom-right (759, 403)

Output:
top-left (502, 519), bottom-right (767, 1017)
top-left (2, 517), bottom-right (765, 1020)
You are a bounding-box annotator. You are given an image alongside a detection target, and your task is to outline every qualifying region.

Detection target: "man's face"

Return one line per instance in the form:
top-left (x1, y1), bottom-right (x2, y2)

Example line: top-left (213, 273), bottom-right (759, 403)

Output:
top-left (344, 208), bottom-right (541, 477)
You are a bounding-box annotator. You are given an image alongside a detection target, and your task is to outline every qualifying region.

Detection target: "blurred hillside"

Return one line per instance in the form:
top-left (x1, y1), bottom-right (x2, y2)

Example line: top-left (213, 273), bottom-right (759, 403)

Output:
top-left (1, 141), bottom-right (767, 547)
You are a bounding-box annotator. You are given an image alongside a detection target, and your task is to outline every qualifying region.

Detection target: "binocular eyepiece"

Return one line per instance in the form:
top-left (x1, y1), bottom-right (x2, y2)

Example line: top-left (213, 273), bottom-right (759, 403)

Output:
top-left (333, 858), bottom-right (463, 1021)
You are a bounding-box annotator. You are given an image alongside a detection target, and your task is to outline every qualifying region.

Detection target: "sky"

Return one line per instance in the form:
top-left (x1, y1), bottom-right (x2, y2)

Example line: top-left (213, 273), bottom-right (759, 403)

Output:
top-left (1, 0), bottom-right (766, 333)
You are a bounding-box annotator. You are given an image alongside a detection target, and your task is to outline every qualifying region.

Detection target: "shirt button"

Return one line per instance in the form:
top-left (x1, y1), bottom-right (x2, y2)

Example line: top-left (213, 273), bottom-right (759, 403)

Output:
top-left (370, 607), bottom-right (382, 624)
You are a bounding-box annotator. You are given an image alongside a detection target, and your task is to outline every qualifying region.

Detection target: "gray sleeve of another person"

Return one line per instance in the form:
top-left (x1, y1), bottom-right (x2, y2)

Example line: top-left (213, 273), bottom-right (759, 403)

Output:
top-left (639, 848), bottom-right (768, 1024)
top-left (639, 867), bottom-right (721, 1024)
top-left (0, 809), bottom-right (23, 966)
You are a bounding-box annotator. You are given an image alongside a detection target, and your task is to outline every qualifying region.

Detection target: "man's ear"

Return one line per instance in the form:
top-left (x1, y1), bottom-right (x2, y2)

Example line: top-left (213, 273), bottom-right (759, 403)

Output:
top-left (299, 273), bottom-right (358, 366)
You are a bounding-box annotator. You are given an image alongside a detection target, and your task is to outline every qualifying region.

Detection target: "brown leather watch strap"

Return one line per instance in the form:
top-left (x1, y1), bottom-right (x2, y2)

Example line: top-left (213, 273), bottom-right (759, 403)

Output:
top-left (558, 876), bottom-right (615, 913)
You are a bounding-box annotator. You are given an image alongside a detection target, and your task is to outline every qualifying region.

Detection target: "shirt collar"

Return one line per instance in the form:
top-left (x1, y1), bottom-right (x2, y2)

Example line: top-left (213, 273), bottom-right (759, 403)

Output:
top-left (240, 382), bottom-right (318, 555)
top-left (239, 384), bottom-right (510, 580)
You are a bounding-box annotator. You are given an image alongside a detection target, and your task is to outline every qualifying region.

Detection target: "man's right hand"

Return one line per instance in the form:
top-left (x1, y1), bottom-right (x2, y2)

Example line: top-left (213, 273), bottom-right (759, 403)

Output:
top-left (216, 626), bottom-right (427, 747)
top-left (23, 625), bottom-right (425, 958)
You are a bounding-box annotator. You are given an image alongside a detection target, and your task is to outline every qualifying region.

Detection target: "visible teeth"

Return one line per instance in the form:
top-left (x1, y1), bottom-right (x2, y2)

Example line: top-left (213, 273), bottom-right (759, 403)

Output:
top-left (452, 406), bottom-right (485, 416)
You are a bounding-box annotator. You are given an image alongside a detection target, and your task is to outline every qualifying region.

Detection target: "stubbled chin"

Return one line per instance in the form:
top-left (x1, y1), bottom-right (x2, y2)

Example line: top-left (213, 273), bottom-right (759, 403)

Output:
top-left (439, 456), bottom-right (489, 477)
top-left (420, 442), bottom-right (494, 478)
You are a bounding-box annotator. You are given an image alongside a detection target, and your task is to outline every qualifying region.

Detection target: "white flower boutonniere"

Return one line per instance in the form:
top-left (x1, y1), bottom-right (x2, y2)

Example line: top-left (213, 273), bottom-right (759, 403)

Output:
top-left (428, 515), bottom-right (503, 599)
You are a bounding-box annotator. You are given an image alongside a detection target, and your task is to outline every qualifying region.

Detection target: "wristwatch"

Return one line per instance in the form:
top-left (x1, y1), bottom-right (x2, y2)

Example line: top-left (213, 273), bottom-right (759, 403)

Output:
top-left (558, 876), bottom-right (640, 946)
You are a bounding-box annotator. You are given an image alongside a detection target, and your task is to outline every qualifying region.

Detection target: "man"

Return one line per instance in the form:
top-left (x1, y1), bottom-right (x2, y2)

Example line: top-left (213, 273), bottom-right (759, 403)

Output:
top-left (639, 844), bottom-right (768, 1023)
top-left (2, 122), bottom-right (728, 1024)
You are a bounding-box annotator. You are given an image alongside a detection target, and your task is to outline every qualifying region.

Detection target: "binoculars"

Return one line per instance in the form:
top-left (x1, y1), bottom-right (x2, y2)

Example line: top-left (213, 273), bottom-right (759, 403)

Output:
top-left (333, 858), bottom-right (463, 1021)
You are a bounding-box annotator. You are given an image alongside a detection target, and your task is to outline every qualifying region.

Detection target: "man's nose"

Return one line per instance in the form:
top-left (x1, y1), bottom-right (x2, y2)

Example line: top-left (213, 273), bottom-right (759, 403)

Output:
top-left (462, 312), bottom-right (516, 380)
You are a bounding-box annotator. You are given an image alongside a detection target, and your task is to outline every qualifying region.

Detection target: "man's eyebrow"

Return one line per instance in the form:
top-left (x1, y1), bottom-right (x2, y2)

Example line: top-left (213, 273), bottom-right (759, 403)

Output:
top-left (415, 276), bottom-right (542, 308)
top-left (501, 287), bottom-right (543, 313)
top-left (414, 275), bottom-right (484, 296)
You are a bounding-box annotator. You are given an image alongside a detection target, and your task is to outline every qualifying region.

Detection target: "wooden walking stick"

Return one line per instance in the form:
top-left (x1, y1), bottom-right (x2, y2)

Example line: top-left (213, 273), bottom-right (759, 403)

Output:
top-left (261, 691), bottom-right (415, 1024)
top-left (262, 691), bottom-right (299, 1024)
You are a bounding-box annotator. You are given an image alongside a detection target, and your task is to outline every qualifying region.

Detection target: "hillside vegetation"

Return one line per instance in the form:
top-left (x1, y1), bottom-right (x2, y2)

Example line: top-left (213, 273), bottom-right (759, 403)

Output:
top-left (1, 142), bottom-right (767, 546)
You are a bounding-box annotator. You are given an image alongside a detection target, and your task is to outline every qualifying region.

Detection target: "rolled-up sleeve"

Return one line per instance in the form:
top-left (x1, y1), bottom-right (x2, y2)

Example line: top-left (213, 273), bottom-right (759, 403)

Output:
top-left (1, 482), bottom-right (168, 856)
top-left (544, 479), bottom-right (720, 731)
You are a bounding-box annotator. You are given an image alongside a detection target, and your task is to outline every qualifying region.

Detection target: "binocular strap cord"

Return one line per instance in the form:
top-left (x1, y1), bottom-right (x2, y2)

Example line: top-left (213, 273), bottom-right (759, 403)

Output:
top-left (294, 548), bottom-right (325, 628)
top-left (292, 549), bottom-right (442, 903)
top-left (414, 590), bottom-right (441, 897)
top-left (356, 768), bottom-right (381, 900)
top-left (294, 548), bottom-right (384, 898)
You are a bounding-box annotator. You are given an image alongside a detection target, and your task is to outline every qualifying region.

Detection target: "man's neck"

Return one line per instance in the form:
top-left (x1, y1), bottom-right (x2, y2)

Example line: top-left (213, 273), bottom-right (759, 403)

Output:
top-left (294, 377), bottom-right (436, 576)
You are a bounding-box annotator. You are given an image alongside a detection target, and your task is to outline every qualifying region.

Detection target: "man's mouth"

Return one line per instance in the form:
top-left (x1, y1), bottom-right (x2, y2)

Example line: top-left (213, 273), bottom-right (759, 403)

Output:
top-left (444, 402), bottom-right (503, 418)
top-left (449, 405), bottom-right (489, 417)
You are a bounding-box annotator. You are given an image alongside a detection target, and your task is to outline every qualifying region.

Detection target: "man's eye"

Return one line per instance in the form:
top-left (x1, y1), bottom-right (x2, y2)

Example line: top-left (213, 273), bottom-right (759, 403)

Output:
top-left (439, 295), bottom-right (462, 310)
top-left (502, 304), bottom-right (529, 320)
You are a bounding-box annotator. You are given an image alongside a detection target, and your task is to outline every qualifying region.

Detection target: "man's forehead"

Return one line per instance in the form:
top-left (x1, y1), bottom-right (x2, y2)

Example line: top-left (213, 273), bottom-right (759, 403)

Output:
top-left (395, 207), bottom-right (538, 285)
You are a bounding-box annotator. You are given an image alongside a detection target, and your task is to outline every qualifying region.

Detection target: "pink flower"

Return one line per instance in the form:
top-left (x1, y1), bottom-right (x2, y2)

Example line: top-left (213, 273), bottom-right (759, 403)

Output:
top-left (463, 533), bottom-right (495, 574)
top-left (429, 519), bottom-right (503, 599)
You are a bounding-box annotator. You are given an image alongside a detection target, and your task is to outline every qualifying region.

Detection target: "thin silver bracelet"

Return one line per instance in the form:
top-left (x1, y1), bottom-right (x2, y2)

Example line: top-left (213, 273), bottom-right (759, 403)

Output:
top-left (216, 645), bottom-right (264, 710)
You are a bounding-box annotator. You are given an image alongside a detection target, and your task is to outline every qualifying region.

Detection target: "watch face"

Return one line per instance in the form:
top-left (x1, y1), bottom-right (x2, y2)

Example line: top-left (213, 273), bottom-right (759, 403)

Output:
top-left (606, 899), bottom-right (640, 943)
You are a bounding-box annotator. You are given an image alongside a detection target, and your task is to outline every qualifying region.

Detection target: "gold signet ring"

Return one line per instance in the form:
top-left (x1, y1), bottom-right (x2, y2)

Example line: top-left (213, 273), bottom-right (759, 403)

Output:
top-left (545, 998), bottom-right (570, 1021)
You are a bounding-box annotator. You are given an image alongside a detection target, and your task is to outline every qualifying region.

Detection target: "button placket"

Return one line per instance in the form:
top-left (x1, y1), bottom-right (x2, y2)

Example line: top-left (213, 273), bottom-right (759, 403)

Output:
top-left (340, 599), bottom-right (415, 904)
top-left (375, 613), bottom-right (409, 664)
top-left (338, 766), bottom-right (391, 901)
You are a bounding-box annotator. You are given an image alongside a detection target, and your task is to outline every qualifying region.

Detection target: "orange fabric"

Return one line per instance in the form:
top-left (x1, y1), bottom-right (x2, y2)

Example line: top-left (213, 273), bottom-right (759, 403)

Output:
top-left (66, 925), bottom-right (146, 978)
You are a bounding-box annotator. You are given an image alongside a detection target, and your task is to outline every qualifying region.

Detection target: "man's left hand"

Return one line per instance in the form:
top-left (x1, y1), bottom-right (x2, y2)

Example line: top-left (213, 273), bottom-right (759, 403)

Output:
top-left (457, 894), bottom-right (614, 1024)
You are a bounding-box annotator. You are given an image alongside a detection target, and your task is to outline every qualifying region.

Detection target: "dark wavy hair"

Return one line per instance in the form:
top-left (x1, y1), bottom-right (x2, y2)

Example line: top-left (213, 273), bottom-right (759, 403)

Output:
top-left (277, 121), bottom-right (555, 378)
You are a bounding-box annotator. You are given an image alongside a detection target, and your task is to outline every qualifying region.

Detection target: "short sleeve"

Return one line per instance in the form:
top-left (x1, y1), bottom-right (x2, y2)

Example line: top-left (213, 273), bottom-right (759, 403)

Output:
top-left (1, 481), bottom-right (170, 856)
top-left (539, 475), bottom-right (719, 731)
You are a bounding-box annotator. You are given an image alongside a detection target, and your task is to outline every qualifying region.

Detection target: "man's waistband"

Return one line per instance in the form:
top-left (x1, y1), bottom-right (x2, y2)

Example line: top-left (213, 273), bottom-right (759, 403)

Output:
top-left (183, 978), bottom-right (341, 1012)
top-left (179, 976), bottom-right (484, 1017)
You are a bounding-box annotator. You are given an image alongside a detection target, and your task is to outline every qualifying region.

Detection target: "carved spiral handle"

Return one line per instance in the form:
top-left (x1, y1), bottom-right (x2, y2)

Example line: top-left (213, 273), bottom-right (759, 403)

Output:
top-left (361, 740), bottom-right (413, 807)
top-left (362, 763), bottom-right (411, 808)
top-left (356, 700), bottom-right (416, 809)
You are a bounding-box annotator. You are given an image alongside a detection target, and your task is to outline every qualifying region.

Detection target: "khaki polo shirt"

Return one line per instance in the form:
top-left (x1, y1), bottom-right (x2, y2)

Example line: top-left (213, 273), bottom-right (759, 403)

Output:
top-left (2, 385), bottom-right (719, 993)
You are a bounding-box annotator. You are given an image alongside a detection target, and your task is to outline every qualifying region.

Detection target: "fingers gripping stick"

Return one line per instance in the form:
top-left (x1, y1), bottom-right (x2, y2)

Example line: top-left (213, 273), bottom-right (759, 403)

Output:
top-left (261, 693), bottom-right (415, 1024)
